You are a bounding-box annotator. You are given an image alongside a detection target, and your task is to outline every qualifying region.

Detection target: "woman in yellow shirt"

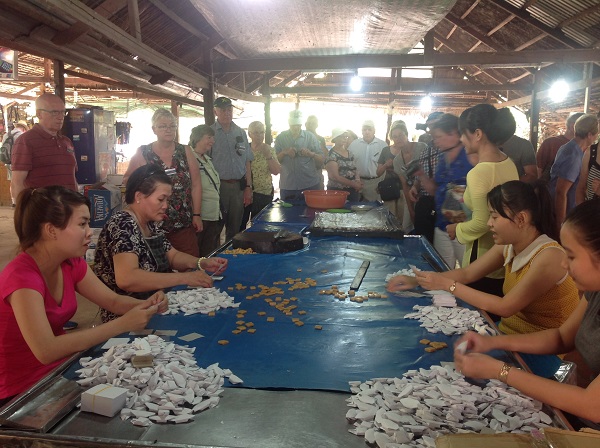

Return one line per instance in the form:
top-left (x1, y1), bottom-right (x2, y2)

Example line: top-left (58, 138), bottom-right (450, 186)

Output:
top-left (447, 104), bottom-right (519, 295)
top-left (388, 180), bottom-right (579, 335)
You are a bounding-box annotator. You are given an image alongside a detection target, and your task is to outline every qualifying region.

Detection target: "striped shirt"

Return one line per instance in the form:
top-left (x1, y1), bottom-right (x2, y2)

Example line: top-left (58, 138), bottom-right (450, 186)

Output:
top-left (586, 143), bottom-right (600, 201)
top-left (11, 124), bottom-right (77, 191)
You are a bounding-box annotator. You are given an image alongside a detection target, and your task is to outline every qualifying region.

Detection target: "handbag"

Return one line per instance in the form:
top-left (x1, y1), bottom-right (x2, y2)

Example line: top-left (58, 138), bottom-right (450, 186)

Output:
top-left (413, 146), bottom-right (437, 242)
top-left (377, 175), bottom-right (402, 201)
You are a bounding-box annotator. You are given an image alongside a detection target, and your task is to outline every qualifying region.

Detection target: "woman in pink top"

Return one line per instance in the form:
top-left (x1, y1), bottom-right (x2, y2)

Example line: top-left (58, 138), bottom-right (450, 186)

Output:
top-left (0, 186), bottom-right (167, 406)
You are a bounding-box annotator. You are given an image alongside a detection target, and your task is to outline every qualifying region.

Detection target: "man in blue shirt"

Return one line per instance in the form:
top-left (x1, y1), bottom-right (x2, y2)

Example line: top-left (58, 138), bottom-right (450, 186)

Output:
top-left (210, 97), bottom-right (253, 240)
top-left (275, 110), bottom-right (324, 201)
top-left (549, 113), bottom-right (599, 227)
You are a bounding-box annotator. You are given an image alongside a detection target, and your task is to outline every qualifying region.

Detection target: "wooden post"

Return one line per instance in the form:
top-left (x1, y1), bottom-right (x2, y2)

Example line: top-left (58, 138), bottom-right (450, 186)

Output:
top-left (529, 72), bottom-right (541, 149)
top-left (204, 91), bottom-right (215, 125)
top-left (386, 69), bottom-right (397, 145)
top-left (53, 60), bottom-right (65, 101)
top-left (171, 100), bottom-right (179, 142)
top-left (203, 51), bottom-right (215, 125)
top-left (127, 0), bottom-right (142, 41)
top-left (263, 75), bottom-right (272, 145)
top-left (583, 62), bottom-right (592, 113)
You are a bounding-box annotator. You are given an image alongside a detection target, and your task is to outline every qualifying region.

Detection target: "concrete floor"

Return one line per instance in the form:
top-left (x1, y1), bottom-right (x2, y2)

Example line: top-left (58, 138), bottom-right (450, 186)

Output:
top-left (0, 206), bottom-right (103, 330)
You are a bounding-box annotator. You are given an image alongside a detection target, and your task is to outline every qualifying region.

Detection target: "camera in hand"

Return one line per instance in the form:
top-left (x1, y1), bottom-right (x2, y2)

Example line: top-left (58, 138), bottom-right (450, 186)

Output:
top-left (235, 136), bottom-right (246, 155)
top-left (403, 159), bottom-right (421, 177)
top-left (415, 123), bottom-right (428, 131)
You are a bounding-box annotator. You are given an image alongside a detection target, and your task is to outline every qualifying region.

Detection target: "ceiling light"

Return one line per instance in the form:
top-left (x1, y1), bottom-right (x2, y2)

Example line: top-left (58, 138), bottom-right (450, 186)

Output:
top-left (287, 80), bottom-right (298, 87)
top-left (314, 72), bottom-right (326, 79)
top-left (350, 75), bottom-right (362, 92)
top-left (550, 79), bottom-right (569, 103)
top-left (420, 95), bottom-right (432, 112)
top-left (358, 68), bottom-right (392, 78)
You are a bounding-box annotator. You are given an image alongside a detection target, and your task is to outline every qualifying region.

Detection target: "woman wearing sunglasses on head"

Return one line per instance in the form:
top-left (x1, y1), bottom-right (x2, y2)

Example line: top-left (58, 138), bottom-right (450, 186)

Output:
top-left (93, 165), bottom-right (227, 323)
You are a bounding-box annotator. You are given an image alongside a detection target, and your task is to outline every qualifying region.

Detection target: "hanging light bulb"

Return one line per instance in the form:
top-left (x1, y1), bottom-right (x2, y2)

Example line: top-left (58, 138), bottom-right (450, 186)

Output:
top-left (350, 74), bottom-right (362, 92)
top-left (550, 79), bottom-right (569, 103)
top-left (420, 95), bottom-right (432, 113)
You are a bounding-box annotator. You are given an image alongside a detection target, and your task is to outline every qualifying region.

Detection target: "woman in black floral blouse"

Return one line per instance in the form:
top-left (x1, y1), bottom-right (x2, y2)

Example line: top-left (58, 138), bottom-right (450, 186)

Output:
top-left (93, 165), bottom-right (227, 322)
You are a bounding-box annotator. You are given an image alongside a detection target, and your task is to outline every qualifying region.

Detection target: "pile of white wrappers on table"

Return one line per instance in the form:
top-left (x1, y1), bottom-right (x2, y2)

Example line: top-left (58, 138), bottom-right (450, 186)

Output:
top-left (347, 363), bottom-right (552, 447)
top-left (76, 335), bottom-right (242, 426)
top-left (385, 268), bottom-right (494, 336)
top-left (163, 287), bottom-right (239, 315)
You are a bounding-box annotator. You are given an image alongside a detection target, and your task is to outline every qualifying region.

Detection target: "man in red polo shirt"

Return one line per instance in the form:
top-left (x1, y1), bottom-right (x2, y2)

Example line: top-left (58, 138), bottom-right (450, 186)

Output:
top-left (11, 93), bottom-right (77, 199)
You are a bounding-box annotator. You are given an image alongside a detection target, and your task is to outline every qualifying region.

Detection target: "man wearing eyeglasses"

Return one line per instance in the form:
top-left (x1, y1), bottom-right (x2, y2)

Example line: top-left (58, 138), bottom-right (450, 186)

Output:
top-left (210, 97), bottom-right (253, 240)
top-left (11, 93), bottom-right (77, 199)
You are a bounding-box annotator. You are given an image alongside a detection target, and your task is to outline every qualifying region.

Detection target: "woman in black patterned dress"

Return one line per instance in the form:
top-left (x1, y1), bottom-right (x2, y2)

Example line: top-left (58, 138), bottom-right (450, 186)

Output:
top-left (93, 165), bottom-right (228, 322)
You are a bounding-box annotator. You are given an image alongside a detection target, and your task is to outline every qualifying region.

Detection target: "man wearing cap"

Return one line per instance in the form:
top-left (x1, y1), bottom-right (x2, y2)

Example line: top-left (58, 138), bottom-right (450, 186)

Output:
top-left (11, 93), bottom-right (77, 200)
top-left (1, 120), bottom-right (28, 207)
top-left (347, 120), bottom-right (387, 201)
top-left (210, 97), bottom-right (253, 241)
top-left (275, 110), bottom-right (324, 201)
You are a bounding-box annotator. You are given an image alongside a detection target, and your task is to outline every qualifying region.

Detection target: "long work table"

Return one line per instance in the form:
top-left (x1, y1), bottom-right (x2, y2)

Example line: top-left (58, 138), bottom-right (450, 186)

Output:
top-left (0, 202), bottom-right (570, 447)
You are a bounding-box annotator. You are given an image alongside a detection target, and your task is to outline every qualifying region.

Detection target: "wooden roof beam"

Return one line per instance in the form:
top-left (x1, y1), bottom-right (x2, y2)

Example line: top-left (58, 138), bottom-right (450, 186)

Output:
top-left (50, 0), bottom-right (126, 46)
top-left (37, 0), bottom-right (210, 89)
top-left (270, 79), bottom-right (533, 95)
top-left (0, 35), bottom-right (205, 107)
top-left (146, 0), bottom-right (236, 60)
top-left (127, 0), bottom-right (141, 41)
top-left (487, 0), bottom-right (583, 49)
top-left (444, 13), bottom-right (536, 83)
top-left (433, 33), bottom-right (521, 104)
top-left (215, 48), bottom-right (600, 73)
top-left (514, 34), bottom-right (547, 52)
top-left (461, 0), bottom-right (481, 19)
top-left (487, 14), bottom-right (515, 37)
top-left (499, 76), bottom-right (600, 107)
top-left (244, 71), bottom-right (278, 94)
top-left (273, 71), bottom-right (302, 87)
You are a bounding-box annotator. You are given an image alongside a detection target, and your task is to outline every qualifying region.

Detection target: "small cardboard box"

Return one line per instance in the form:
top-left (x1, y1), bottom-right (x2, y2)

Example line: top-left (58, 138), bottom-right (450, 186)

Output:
top-left (435, 427), bottom-right (600, 448)
top-left (85, 182), bottom-right (122, 228)
top-left (81, 384), bottom-right (128, 417)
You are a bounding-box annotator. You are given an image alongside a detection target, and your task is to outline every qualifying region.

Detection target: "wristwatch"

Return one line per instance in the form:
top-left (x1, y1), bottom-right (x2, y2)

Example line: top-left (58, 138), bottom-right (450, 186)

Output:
top-left (449, 280), bottom-right (457, 293)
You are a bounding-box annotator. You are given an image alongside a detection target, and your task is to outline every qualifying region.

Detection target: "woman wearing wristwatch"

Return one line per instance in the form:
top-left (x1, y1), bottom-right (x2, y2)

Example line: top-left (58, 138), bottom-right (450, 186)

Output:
top-left (455, 199), bottom-right (600, 430)
top-left (93, 165), bottom-right (228, 323)
top-left (387, 181), bottom-right (579, 336)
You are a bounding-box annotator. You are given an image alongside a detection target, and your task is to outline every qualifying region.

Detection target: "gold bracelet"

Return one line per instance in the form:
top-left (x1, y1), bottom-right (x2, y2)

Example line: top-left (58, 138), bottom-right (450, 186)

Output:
top-left (197, 257), bottom-right (206, 271)
top-left (498, 362), bottom-right (512, 383)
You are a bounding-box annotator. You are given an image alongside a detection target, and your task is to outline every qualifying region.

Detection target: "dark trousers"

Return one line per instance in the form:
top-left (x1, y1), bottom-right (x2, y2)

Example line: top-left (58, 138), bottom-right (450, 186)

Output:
top-left (240, 192), bottom-right (274, 231)
top-left (197, 220), bottom-right (222, 257)
top-left (220, 182), bottom-right (244, 241)
top-left (412, 195), bottom-right (436, 243)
